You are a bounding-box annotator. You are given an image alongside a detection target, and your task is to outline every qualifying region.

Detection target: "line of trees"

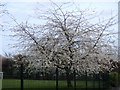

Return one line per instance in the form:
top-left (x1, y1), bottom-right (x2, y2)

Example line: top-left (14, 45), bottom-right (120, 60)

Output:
top-left (2, 53), bottom-right (120, 88)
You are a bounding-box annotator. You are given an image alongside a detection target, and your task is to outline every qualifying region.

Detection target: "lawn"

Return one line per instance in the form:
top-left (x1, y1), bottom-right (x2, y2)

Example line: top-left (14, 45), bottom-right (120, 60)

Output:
top-left (2, 79), bottom-right (109, 90)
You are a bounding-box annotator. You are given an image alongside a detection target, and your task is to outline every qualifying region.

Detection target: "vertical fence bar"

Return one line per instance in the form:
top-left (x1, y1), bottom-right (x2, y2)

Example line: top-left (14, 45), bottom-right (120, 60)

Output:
top-left (106, 72), bottom-right (108, 89)
top-left (56, 67), bottom-right (58, 90)
top-left (118, 67), bottom-right (120, 85)
top-left (74, 69), bottom-right (76, 90)
top-left (117, 52), bottom-right (120, 87)
top-left (98, 71), bottom-right (100, 90)
top-left (93, 71), bottom-right (95, 89)
top-left (107, 71), bottom-right (110, 88)
top-left (102, 72), bottom-right (104, 89)
top-left (85, 70), bottom-right (87, 90)
top-left (20, 63), bottom-right (24, 90)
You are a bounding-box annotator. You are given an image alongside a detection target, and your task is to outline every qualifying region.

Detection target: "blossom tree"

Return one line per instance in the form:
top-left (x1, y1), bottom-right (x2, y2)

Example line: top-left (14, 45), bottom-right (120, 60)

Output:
top-left (10, 3), bottom-right (117, 87)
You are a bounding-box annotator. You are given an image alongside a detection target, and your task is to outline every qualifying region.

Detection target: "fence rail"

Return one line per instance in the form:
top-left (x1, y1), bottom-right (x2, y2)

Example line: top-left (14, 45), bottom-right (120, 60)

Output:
top-left (2, 65), bottom-right (117, 90)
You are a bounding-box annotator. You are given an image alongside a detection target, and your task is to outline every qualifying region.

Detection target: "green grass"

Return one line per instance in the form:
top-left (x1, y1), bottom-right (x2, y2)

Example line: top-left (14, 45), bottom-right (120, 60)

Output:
top-left (2, 79), bottom-right (108, 90)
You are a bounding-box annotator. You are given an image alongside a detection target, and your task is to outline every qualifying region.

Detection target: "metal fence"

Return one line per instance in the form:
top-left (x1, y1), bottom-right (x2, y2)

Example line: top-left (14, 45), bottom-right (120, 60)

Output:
top-left (2, 64), bottom-right (115, 90)
top-left (0, 72), bottom-right (3, 90)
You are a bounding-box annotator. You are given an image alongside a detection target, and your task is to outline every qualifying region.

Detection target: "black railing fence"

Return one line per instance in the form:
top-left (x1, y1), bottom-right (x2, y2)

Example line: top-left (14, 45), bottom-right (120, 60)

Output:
top-left (3, 64), bottom-right (120, 90)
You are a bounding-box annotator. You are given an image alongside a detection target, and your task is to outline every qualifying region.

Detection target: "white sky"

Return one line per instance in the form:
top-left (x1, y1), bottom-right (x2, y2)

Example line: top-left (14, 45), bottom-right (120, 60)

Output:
top-left (0, 0), bottom-right (119, 55)
top-left (0, 0), bottom-right (119, 2)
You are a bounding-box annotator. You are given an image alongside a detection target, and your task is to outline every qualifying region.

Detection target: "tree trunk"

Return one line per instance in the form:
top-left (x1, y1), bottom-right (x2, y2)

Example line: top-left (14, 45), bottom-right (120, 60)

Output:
top-left (66, 69), bottom-right (72, 88)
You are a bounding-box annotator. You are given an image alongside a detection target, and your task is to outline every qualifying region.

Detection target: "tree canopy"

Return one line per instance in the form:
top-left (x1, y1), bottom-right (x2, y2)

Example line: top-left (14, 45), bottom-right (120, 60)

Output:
top-left (7, 2), bottom-right (117, 87)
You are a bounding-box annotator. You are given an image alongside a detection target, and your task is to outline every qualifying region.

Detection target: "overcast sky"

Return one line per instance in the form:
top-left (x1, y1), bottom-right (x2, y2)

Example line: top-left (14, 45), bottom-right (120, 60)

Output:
top-left (0, 0), bottom-right (119, 55)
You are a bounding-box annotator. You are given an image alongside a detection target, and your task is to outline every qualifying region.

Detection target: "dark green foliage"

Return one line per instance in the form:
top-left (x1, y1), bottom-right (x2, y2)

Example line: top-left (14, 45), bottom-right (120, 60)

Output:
top-left (109, 71), bottom-right (120, 87)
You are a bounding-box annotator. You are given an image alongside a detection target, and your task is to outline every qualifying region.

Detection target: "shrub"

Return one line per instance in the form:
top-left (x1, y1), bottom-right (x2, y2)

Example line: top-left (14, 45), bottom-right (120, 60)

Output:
top-left (109, 71), bottom-right (120, 87)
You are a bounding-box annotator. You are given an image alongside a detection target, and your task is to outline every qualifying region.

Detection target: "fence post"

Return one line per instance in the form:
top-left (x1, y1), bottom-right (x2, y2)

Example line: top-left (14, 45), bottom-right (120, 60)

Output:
top-left (107, 71), bottom-right (110, 88)
top-left (85, 70), bottom-right (88, 90)
top-left (20, 63), bottom-right (24, 90)
top-left (74, 69), bottom-right (76, 90)
top-left (118, 67), bottom-right (120, 86)
top-left (98, 71), bottom-right (101, 90)
top-left (56, 67), bottom-right (58, 90)
top-left (102, 72), bottom-right (104, 88)
top-left (15, 54), bottom-right (24, 90)
top-left (93, 71), bottom-right (95, 89)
